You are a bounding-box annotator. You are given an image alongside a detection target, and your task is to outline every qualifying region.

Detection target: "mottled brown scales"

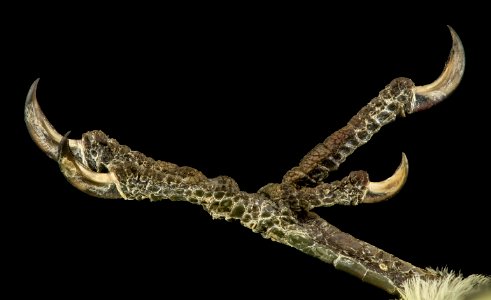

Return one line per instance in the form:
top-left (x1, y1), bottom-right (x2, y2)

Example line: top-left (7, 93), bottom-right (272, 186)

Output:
top-left (27, 27), bottom-right (483, 299)
top-left (283, 78), bottom-right (414, 186)
top-left (21, 75), bottom-right (420, 295)
top-left (25, 75), bottom-right (429, 296)
top-left (44, 76), bottom-right (427, 295)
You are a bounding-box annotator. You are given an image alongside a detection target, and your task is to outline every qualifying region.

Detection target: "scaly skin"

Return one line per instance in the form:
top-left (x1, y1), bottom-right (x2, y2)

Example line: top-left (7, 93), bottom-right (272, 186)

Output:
top-left (60, 78), bottom-right (433, 295)
top-left (283, 78), bottom-right (413, 187)
top-left (27, 27), bottom-right (484, 299)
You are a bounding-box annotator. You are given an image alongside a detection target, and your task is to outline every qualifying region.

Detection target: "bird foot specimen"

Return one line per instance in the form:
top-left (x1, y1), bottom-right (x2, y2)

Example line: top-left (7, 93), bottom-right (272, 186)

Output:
top-left (25, 26), bottom-right (489, 300)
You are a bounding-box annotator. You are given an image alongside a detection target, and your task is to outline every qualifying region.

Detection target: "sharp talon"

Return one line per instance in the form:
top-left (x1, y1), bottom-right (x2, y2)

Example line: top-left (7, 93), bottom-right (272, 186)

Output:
top-left (58, 132), bottom-right (121, 199)
top-left (411, 26), bottom-right (465, 113)
top-left (24, 79), bottom-right (80, 160)
top-left (364, 153), bottom-right (409, 203)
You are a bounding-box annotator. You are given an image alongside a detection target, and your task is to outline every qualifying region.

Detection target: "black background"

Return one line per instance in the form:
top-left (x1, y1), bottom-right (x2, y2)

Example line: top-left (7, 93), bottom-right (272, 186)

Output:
top-left (5, 7), bottom-right (489, 300)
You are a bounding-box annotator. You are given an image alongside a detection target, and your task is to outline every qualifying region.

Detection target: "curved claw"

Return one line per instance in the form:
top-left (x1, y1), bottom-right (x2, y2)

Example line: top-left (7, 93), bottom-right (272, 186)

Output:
top-left (364, 153), bottom-right (409, 203)
top-left (24, 79), bottom-right (80, 160)
top-left (410, 26), bottom-right (465, 113)
top-left (58, 132), bottom-right (122, 199)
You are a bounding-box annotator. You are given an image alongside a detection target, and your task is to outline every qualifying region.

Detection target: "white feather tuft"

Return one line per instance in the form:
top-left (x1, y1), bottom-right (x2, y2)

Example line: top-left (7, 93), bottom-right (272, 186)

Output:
top-left (399, 268), bottom-right (490, 300)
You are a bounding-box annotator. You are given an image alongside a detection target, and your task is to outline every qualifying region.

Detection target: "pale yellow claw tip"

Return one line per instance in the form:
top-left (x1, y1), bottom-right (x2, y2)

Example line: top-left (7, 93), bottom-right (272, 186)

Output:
top-left (25, 78), bottom-right (63, 160)
top-left (411, 26), bottom-right (466, 113)
top-left (364, 153), bottom-right (409, 204)
top-left (24, 78), bottom-right (79, 160)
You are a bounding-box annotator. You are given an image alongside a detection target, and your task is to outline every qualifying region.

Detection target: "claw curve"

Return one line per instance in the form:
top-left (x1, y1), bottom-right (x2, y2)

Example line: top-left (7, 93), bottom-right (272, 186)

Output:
top-left (364, 153), bottom-right (409, 203)
top-left (410, 26), bottom-right (465, 113)
top-left (25, 79), bottom-right (82, 160)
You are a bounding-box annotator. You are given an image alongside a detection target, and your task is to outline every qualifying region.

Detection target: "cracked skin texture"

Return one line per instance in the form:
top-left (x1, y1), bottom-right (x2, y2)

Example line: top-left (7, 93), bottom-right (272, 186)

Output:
top-left (283, 78), bottom-right (414, 187)
top-left (69, 77), bottom-right (433, 295)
